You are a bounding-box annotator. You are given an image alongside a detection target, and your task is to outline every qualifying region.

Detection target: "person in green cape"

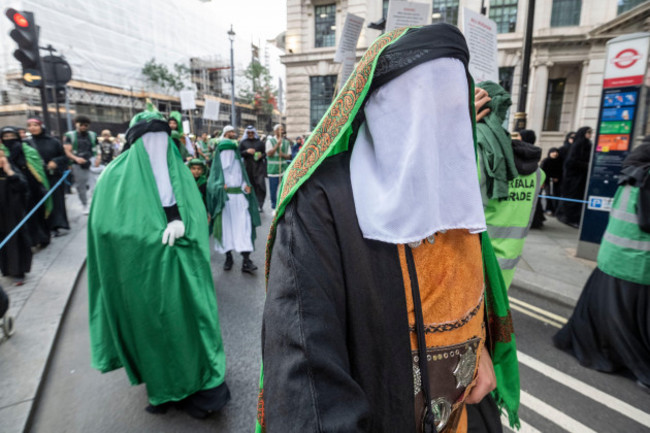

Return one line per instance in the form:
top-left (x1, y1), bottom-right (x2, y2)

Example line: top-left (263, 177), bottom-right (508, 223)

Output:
top-left (87, 104), bottom-right (230, 418)
top-left (0, 126), bottom-right (52, 249)
top-left (257, 24), bottom-right (520, 433)
top-left (207, 125), bottom-right (261, 273)
top-left (188, 158), bottom-right (208, 207)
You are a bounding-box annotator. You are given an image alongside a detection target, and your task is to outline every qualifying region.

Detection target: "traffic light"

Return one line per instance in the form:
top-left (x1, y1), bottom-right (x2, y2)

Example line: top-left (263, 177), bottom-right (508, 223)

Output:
top-left (5, 8), bottom-right (40, 70)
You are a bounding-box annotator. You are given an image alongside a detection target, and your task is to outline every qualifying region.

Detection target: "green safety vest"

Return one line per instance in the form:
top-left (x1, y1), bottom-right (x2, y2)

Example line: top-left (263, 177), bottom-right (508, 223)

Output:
top-left (266, 137), bottom-right (290, 176)
top-left (484, 168), bottom-right (545, 289)
top-left (64, 130), bottom-right (97, 155)
top-left (598, 182), bottom-right (650, 285)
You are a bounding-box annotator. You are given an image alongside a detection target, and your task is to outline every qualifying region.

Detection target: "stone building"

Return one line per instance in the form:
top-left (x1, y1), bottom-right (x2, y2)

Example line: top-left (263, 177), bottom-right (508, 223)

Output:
top-left (282, 0), bottom-right (650, 151)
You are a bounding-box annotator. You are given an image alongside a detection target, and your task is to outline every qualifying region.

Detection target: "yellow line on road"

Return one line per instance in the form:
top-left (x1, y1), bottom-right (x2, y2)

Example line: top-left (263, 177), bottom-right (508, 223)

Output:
top-left (509, 296), bottom-right (569, 324)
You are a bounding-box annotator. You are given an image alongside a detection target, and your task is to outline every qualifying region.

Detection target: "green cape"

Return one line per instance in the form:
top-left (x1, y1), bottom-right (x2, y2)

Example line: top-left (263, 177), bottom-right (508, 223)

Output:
top-left (255, 27), bottom-right (520, 432)
top-left (87, 133), bottom-right (226, 405)
top-left (476, 80), bottom-right (519, 200)
top-left (206, 139), bottom-right (261, 247)
top-left (1, 142), bottom-right (52, 217)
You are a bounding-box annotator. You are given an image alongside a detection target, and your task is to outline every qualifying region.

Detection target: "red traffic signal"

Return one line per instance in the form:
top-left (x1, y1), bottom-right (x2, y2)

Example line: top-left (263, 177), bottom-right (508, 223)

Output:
top-left (6, 9), bottom-right (29, 27)
top-left (4, 8), bottom-right (40, 70)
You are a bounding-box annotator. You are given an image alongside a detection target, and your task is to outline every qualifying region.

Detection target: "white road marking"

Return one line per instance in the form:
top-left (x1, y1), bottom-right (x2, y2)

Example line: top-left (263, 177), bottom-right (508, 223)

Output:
top-left (520, 390), bottom-right (598, 433)
top-left (501, 414), bottom-right (543, 433)
top-left (510, 303), bottom-right (563, 328)
top-left (509, 296), bottom-right (569, 324)
top-left (518, 351), bottom-right (650, 428)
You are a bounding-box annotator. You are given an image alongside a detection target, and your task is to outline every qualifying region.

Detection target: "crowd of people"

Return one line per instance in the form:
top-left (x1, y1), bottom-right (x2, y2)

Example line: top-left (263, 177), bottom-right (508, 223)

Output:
top-left (1, 22), bottom-right (648, 433)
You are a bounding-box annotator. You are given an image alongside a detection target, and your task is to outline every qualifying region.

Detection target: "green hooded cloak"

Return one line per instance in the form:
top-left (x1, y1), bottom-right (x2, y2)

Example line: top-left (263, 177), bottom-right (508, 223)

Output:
top-left (256, 26), bottom-right (520, 432)
top-left (206, 139), bottom-right (261, 248)
top-left (87, 108), bottom-right (226, 405)
top-left (169, 110), bottom-right (191, 160)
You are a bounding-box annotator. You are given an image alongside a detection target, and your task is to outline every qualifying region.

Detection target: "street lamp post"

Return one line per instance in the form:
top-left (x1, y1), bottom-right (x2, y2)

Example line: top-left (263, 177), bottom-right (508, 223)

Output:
top-left (228, 25), bottom-right (236, 128)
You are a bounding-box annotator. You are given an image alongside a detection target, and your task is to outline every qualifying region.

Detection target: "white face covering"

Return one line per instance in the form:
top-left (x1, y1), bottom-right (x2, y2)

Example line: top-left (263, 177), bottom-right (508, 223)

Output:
top-left (142, 131), bottom-right (177, 207)
top-left (350, 57), bottom-right (486, 244)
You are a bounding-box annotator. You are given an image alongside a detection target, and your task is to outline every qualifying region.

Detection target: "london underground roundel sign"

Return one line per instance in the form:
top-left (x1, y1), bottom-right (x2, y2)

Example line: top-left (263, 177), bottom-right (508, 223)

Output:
top-left (612, 48), bottom-right (641, 69)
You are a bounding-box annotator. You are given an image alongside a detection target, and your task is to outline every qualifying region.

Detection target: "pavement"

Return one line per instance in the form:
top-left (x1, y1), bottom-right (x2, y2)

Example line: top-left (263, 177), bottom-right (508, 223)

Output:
top-left (0, 192), bottom-right (597, 432)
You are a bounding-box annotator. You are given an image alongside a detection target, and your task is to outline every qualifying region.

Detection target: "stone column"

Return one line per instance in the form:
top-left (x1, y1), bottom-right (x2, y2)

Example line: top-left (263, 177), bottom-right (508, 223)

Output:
top-left (528, 60), bottom-right (550, 134)
top-left (573, 60), bottom-right (590, 130)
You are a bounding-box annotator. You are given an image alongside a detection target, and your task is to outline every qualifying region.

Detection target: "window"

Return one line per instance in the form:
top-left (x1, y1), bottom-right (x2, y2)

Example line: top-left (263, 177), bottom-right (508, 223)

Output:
top-left (431, 0), bottom-right (460, 26)
top-left (551, 0), bottom-right (581, 27)
top-left (315, 4), bottom-right (336, 48)
top-left (310, 75), bottom-right (337, 129)
top-left (489, 0), bottom-right (518, 33)
top-left (383, 0), bottom-right (389, 19)
top-left (499, 67), bottom-right (514, 94)
top-left (543, 79), bottom-right (566, 131)
top-left (618, 0), bottom-right (645, 15)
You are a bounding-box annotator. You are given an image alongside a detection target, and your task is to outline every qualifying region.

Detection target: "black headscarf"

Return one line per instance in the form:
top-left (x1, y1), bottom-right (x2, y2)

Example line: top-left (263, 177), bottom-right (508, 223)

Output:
top-left (559, 131), bottom-right (575, 161)
top-left (123, 119), bottom-right (171, 152)
top-left (1, 126), bottom-right (26, 167)
top-left (519, 129), bottom-right (536, 145)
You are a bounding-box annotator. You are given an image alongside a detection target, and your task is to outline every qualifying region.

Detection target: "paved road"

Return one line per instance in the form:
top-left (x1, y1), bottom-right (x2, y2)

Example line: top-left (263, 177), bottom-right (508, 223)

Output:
top-left (505, 286), bottom-right (650, 433)
top-left (28, 214), bottom-right (650, 432)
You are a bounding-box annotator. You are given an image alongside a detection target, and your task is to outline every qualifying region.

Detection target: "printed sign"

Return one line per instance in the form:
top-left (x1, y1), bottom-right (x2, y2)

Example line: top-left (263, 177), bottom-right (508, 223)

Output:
top-left (599, 120), bottom-right (632, 134)
top-left (179, 90), bottom-right (196, 111)
top-left (334, 13), bottom-right (364, 63)
top-left (340, 55), bottom-right (357, 85)
top-left (601, 107), bottom-right (635, 122)
top-left (603, 90), bottom-right (637, 107)
top-left (596, 134), bottom-right (630, 152)
top-left (588, 196), bottom-right (613, 212)
top-left (203, 99), bottom-right (221, 121)
top-left (385, 0), bottom-right (432, 33)
top-left (603, 35), bottom-right (650, 88)
top-left (461, 8), bottom-right (499, 83)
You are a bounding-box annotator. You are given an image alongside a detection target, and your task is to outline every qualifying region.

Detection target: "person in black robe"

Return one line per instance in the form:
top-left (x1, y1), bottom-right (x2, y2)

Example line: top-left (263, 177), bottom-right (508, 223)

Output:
top-left (519, 129), bottom-right (545, 229)
top-left (1, 127), bottom-right (50, 248)
top-left (540, 148), bottom-right (563, 215)
top-left (239, 125), bottom-right (266, 212)
top-left (555, 126), bottom-right (593, 228)
top-left (553, 138), bottom-right (650, 389)
top-left (0, 134), bottom-right (32, 285)
top-left (27, 118), bottom-right (70, 235)
top-left (558, 131), bottom-right (576, 167)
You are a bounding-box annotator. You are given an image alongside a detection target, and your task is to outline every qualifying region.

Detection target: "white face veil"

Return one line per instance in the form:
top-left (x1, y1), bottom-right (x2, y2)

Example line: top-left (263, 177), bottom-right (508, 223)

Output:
top-left (350, 57), bottom-right (486, 244)
top-left (142, 131), bottom-right (177, 207)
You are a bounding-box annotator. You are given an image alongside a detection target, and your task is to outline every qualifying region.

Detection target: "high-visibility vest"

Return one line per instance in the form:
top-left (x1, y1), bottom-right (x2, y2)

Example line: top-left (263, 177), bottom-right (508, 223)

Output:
top-left (597, 182), bottom-right (650, 285)
top-left (266, 137), bottom-right (290, 176)
top-left (484, 168), bottom-right (545, 289)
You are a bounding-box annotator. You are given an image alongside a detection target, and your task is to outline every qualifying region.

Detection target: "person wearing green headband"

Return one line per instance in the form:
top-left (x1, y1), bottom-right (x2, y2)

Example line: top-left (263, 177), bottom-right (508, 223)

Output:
top-left (188, 158), bottom-right (208, 207)
top-left (87, 104), bottom-right (230, 418)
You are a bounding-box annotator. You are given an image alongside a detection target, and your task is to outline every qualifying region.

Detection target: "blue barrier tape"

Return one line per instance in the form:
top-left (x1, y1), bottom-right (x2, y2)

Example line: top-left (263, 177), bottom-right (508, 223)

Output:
top-left (539, 195), bottom-right (589, 204)
top-left (0, 170), bottom-right (71, 252)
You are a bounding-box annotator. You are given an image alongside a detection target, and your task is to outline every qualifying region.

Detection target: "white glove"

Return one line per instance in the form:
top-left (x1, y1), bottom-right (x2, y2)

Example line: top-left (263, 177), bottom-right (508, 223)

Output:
top-left (162, 220), bottom-right (185, 246)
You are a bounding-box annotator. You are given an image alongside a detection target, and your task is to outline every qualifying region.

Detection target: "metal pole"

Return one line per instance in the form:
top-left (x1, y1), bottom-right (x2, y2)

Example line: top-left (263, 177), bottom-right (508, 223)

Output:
top-left (515, 0), bottom-right (535, 130)
top-left (64, 85), bottom-right (73, 131)
top-left (230, 26), bottom-right (236, 127)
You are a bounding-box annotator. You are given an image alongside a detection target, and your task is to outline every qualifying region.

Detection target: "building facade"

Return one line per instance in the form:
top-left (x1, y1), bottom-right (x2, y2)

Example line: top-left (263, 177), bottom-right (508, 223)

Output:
top-left (283, 0), bottom-right (650, 151)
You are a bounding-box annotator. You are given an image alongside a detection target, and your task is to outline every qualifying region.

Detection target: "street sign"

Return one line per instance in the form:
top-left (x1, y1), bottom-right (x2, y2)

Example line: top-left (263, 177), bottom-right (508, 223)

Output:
top-left (577, 32), bottom-right (650, 260)
top-left (42, 55), bottom-right (72, 85)
top-left (22, 68), bottom-right (42, 86)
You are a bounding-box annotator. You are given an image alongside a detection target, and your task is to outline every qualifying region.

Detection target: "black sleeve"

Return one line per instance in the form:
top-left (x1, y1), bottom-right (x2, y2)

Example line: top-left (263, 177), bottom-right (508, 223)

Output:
top-left (239, 140), bottom-right (250, 159)
top-left (262, 183), bottom-right (371, 432)
top-left (7, 170), bottom-right (29, 194)
top-left (163, 204), bottom-right (181, 223)
top-left (62, 134), bottom-right (72, 145)
top-left (638, 174), bottom-right (650, 233)
top-left (52, 139), bottom-right (69, 171)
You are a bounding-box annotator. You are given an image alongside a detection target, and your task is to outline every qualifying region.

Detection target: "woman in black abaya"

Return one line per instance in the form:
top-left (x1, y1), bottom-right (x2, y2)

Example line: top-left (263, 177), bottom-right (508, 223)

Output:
top-left (27, 119), bottom-right (70, 234)
top-left (556, 126), bottom-right (592, 228)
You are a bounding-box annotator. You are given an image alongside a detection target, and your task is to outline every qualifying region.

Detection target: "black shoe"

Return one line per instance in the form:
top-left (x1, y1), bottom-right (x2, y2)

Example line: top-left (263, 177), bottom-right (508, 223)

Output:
top-left (223, 255), bottom-right (233, 271)
top-left (242, 260), bottom-right (258, 274)
top-left (146, 402), bottom-right (173, 414)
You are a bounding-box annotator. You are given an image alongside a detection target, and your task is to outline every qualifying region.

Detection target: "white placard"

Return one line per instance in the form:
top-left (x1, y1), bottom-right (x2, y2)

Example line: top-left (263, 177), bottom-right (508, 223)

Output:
top-left (340, 55), bottom-right (356, 85)
top-left (385, 0), bottom-right (432, 34)
top-left (179, 90), bottom-right (196, 110)
top-left (334, 13), bottom-right (365, 63)
top-left (461, 8), bottom-right (499, 84)
top-left (203, 99), bottom-right (221, 121)
top-left (182, 120), bottom-right (191, 135)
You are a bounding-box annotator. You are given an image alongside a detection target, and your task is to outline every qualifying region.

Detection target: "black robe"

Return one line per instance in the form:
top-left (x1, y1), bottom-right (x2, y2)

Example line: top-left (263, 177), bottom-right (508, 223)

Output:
top-left (239, 137), bottom-right (266, 207)
top-left (556, 127), bottom-right (592, 226)
top-left (0, 163), bottom-right (32, 278)
top-left (263, 152), bottom-right (418, 432)
top-left (29, 132), bottom-right (70, 230)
